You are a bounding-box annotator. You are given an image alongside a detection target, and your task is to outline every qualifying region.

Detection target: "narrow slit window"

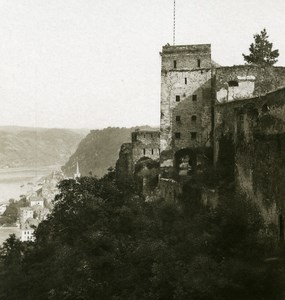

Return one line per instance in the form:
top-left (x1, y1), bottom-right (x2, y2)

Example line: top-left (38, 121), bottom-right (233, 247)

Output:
top-left (143, 149), bottom-right (146, 155)
top-left (176, 95), bottom-right (180, 102)
top-left (228, 80), bottom-right (239, 87)
top-left (185, 78), bottom-right (187, 84)
top-left (191, 132), bottom-right (197, 140)
top-left (174, 60), bottom-right (177, 69)
top-left (197, 59), bottom-right (201, 68)
top-left (151, 149), bottom-right (154, 155)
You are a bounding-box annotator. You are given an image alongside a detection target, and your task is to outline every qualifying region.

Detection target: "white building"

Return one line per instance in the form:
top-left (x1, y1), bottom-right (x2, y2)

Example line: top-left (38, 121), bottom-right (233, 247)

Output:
top-left (29, 196), bottom-right (44, 208)
top-left (0, 204), bottom-right (7, 215)
top-left (20, 207), bottom-right (34, 224)
top-left (20, 218), bottom-right (39, 242)
top-left (21, 229), bottom-right (35, 242)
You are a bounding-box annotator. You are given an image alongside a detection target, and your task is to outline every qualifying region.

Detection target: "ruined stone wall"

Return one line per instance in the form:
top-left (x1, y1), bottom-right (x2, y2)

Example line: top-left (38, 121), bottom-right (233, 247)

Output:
top-left (215, 87), bottom-right (285, 236)
top-left (215, 65), bottom-right (285, 103)
top-left (131, 131), bottom-right (160, 165)
top-left (159, 177), bottom-right (181, 202)
top-left (115, 143), bottom-right (133, 185)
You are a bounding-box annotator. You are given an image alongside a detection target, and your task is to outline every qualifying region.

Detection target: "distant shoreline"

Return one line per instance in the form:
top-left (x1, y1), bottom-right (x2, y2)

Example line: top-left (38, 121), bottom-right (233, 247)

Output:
top-left (0, 165), bottom-right (61, 204)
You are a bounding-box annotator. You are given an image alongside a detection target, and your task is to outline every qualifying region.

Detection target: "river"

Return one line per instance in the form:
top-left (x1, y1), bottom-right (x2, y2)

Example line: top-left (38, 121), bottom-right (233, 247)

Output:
top-left (0, 165), bottom-right (60, 204)
top-left (0, 165), bottom-right (60, 245)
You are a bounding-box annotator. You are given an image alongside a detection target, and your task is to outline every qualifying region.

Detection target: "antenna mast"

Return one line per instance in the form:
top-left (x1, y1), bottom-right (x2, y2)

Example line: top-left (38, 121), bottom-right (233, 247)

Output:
top-left (173, 0), bottom-right (176, 45)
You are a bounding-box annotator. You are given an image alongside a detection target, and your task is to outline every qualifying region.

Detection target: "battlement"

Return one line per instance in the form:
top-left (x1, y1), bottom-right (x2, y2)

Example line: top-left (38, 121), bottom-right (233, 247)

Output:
top-left (161, 43), bottom-right (212, 71)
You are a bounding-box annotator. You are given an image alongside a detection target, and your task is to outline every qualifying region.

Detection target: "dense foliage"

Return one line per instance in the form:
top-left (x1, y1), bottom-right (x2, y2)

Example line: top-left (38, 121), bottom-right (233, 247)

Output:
top-left (243, 28), bottom-right (279, 66)
top-left (0, 170), bottom-right (285, 300)
top-left (0, 196), bottom-right (28, 225)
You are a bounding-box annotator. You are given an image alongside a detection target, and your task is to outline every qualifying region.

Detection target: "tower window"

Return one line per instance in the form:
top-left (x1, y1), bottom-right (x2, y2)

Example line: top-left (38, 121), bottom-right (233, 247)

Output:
top-left (176, 95), bottom-right (180, 102)
top-left (191, 132), bottom-right (197, 140)
top-left (151, 149), bottom-right (154, 155)
top-left (197, 59), bottom-right (201, 68)
top-left (176, 115), bottom-right (181, 122)
top-left (143, 149), bottom-right (146, 155)
top-left (228, 80), bottom-right (239, 87)
top-left (175, 132), bottom-right (181, 139)
top-left (191, 115), bottom-right (197, 122)
top-left (174, 60), bottom-right (177, 69)
top-left (185, 78), bottom-right (187, 84)
top-left (192, 95), bottom-right (197, 101)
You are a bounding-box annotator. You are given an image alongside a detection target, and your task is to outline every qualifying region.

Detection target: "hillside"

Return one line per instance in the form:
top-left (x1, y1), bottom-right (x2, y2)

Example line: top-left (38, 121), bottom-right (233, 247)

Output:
top-left (62, 126), bottom-right (158, 178)
top-left (0, 127), bottom-right (88, 168)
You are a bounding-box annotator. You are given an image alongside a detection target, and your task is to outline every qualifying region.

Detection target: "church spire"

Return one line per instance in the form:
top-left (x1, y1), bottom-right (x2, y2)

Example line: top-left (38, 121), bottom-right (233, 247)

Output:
top-left (74, 159), bottom-right (81, 179)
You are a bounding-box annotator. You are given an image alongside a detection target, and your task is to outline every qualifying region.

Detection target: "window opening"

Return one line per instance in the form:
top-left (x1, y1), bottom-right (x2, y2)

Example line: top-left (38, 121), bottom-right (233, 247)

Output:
top-left (175, 132), bottom-right (181, 139)
top-left (191, 132), bottom-right (197, 140)
top-left (228, 80), bottom-right (239, 87)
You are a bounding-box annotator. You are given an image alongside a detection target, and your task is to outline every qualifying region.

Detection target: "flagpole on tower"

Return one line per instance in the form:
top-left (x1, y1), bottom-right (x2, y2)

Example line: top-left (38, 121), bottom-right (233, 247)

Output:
top-left (173, 0), bottom-right (176, 45)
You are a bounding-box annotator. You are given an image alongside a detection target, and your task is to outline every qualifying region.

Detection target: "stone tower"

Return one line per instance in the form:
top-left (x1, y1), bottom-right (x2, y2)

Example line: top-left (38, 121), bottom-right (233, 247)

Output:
top-left (160, 44), bottom-right (213, 176)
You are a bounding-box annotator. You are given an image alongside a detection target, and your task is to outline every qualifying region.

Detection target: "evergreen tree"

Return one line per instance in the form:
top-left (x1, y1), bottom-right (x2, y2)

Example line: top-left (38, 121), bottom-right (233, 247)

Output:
top-left (243, 28), bottom-right (279, 66)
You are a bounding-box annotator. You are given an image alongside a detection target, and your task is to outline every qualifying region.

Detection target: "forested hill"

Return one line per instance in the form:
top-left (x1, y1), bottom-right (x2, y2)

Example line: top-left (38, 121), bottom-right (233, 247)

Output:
top-left (0, 126), bottom-right (88, 168)
top-left (62, 126), bottom-right (158, 178)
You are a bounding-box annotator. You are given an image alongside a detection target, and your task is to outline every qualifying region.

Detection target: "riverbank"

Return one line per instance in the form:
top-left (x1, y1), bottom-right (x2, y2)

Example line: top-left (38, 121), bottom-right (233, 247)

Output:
top-left (0, 165), bottom-right (61, 204)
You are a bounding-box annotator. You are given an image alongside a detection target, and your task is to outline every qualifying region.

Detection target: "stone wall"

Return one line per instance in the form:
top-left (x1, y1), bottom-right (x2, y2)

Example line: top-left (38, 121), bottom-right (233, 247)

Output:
top-left (214, 87), bottom-right (285, 237)
top-left (215, 65), bottom-right (285, 103)
top-left (116, 143), bottom-right (133, 185)
top-left (159, 177), bottom-right (181, 202)
top-left (160, 44), bottom-right (212, 170)
top-left (131, 131), bottom-right (160, 165)
top-left (161, 44), bottom-right (212, 71)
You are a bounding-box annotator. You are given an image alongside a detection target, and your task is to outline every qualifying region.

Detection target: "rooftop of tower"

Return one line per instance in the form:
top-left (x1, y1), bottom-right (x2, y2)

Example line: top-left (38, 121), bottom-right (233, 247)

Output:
top-left (161, 43), bottom-right (211, 54)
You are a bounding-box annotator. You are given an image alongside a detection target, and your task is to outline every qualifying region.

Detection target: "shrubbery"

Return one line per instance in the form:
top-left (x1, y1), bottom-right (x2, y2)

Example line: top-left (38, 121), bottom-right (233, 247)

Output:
top-left (0, 169), bottom-right (284, 300)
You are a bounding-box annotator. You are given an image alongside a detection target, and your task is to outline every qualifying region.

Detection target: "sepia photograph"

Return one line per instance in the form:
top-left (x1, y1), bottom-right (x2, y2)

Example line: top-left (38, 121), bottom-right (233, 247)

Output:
top-left (0, 0), bottom-right (285, 299)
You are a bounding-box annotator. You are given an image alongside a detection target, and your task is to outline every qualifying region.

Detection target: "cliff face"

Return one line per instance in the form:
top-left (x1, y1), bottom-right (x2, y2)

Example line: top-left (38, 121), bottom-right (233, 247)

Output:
top-left (62, 126), bottom-right (158, 178)
top-left (0, 127), bottom-right (88, 168)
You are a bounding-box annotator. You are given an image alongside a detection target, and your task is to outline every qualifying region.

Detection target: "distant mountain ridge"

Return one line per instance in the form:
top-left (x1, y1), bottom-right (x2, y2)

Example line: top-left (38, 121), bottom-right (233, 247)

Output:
top-left (0, 127), bottom-right (89, 169)
top-left (62, 126), bottom-right (158, 178)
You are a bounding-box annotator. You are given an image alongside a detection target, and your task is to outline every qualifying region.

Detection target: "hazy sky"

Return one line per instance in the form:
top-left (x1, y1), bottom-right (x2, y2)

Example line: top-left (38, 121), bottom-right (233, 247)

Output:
top-left (0, 0), bottom-right (285, 129)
